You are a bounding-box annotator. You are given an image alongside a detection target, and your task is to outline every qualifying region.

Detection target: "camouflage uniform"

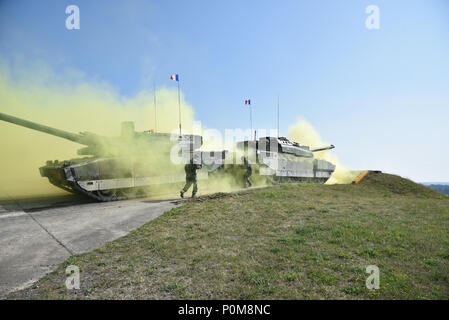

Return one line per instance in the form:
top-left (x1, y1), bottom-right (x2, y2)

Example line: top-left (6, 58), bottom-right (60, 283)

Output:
top-left (181, 162), bottom-right (198, 198)
top-left (242, 157), bottom-right (253, 188)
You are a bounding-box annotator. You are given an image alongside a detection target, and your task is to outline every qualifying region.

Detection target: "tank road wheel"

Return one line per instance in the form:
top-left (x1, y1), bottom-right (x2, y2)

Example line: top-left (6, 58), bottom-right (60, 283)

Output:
top-left (269, 176), bottom-right (281, 185)
top-left (120, 188), bottom-right (145, 200)
top-left (94, 189), bottom-right (118, 201)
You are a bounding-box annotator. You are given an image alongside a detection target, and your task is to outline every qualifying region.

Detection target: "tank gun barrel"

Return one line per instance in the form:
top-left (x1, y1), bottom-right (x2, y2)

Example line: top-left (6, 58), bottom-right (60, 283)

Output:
top-left (311, 144), bottom-right (335, 152)
top-left (0, 111), bottom-right (86, 145)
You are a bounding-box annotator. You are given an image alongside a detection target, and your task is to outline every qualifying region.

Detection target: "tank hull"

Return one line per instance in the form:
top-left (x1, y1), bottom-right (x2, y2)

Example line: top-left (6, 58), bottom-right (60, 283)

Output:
top-left (257, 152), bottom-right (335, 183)
top-left (39, 153), bottom-right (226, 201)
top-left (236, 137), bottom-right (336, 185)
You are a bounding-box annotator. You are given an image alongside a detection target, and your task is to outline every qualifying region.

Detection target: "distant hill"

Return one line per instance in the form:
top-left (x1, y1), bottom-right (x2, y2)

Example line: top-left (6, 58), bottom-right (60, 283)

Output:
top-left (421, 182), bottom-right (449, 185)
top-left (425, 185), bottom-right (449, 196)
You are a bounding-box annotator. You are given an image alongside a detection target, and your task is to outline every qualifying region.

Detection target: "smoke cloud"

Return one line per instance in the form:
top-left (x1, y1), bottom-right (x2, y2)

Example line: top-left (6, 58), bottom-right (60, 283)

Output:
top-left (0, 59), bottom-right (197, 198)
top-left (0, 59), bottom-right (353, 200)
top-left (288, 117), bottom-right (357, 184)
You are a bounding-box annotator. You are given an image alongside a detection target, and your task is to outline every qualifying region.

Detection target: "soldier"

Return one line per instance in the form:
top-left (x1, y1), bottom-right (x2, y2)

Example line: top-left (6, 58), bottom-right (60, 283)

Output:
top-left (242, 156), bottom-right (252, 188)
top-left (180, 159), bottom-right (199, 198)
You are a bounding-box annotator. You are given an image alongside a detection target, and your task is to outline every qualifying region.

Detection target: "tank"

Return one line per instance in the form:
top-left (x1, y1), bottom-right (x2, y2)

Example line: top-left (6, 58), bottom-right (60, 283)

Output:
top-left (235, 136), bottom-right (336, 184)
top-left (0, 112), bottom-right (227, 201)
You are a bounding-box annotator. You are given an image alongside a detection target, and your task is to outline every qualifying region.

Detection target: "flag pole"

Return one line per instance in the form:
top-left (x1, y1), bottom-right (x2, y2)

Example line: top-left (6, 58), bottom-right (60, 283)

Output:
top-left (250, 104), bottom-right (252, 138)
top-left (177, 77), bottom-right (181, 135)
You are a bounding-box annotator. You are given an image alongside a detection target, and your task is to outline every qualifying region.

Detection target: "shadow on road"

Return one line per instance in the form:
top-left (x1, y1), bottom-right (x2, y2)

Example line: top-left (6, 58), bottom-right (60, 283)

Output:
top-left (0, 193), bottom-right (94, 213)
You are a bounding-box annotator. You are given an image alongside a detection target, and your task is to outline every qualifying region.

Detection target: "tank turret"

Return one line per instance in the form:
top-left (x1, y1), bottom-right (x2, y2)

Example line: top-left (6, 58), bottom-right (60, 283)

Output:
top-left (0, 111), bottom-right (202, 157)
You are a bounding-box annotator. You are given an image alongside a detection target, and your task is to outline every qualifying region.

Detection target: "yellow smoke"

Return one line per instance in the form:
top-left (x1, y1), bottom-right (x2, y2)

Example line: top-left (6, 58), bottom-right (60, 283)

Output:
top-left (0, 60), bottom-right (196, 198)
top-left (0, 59), bottom-right (354, 200)
top-left (288, 117), bottom-right (356, 184)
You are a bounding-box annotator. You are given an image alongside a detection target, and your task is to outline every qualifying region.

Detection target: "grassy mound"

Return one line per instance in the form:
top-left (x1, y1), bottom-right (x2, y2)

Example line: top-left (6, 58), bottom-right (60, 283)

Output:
top-left (8, 175), bottom-right (449, 300)
top-left (358, 172), bottom-right (445, 198)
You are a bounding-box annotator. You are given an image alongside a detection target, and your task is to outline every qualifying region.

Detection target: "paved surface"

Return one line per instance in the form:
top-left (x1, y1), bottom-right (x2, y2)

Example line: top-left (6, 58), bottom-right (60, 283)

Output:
top-left (0, 194), bottom-right (178, 297)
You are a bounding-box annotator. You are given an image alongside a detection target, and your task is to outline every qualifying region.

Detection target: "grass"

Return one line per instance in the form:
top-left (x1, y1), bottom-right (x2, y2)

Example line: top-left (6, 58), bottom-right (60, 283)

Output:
top-left (8, 173), bottom-right (449, 299)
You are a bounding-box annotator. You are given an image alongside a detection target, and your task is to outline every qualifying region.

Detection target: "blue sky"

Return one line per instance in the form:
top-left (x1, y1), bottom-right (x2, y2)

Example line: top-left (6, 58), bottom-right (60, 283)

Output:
top-left (1, 0), bottom-right (448, 182)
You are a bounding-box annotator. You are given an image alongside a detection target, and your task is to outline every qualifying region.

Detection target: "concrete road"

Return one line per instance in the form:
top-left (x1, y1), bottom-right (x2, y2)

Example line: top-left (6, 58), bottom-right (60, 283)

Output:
top-left (0, 194), bottom-right (178, 297)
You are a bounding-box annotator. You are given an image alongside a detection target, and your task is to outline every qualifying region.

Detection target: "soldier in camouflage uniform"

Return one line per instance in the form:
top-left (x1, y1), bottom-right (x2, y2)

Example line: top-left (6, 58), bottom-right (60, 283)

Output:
top-left (180, 159), bottom-right (199, 198)
top-left (242, 156), bottom-right (252, 188)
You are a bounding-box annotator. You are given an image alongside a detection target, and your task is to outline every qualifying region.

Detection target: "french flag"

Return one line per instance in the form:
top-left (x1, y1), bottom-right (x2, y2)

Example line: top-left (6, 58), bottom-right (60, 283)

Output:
top-left (245, 99), bottom-right (251, 105)
top-left (170, 74), bottom-right (179, 81)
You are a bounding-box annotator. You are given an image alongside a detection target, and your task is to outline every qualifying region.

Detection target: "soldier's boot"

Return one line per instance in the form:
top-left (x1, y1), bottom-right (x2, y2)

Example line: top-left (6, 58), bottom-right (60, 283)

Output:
top-left (180, 190), bottom-right (184, 198)
top-left (191, 182), bottom-right (198, 198)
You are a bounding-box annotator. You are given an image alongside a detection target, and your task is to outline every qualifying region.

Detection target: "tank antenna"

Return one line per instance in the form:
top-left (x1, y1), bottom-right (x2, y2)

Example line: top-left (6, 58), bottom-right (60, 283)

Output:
top-left (154, 83), bottom-right (157, 133)
top-left (277, 95), bottom-right (280, 138)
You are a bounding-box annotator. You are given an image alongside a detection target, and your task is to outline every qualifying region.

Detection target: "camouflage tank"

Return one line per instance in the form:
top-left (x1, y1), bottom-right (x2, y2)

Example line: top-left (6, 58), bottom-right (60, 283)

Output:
top-left (0, 112), bottom-right (226, 201)
top-left (235, 136), bottom-right (336, 184)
